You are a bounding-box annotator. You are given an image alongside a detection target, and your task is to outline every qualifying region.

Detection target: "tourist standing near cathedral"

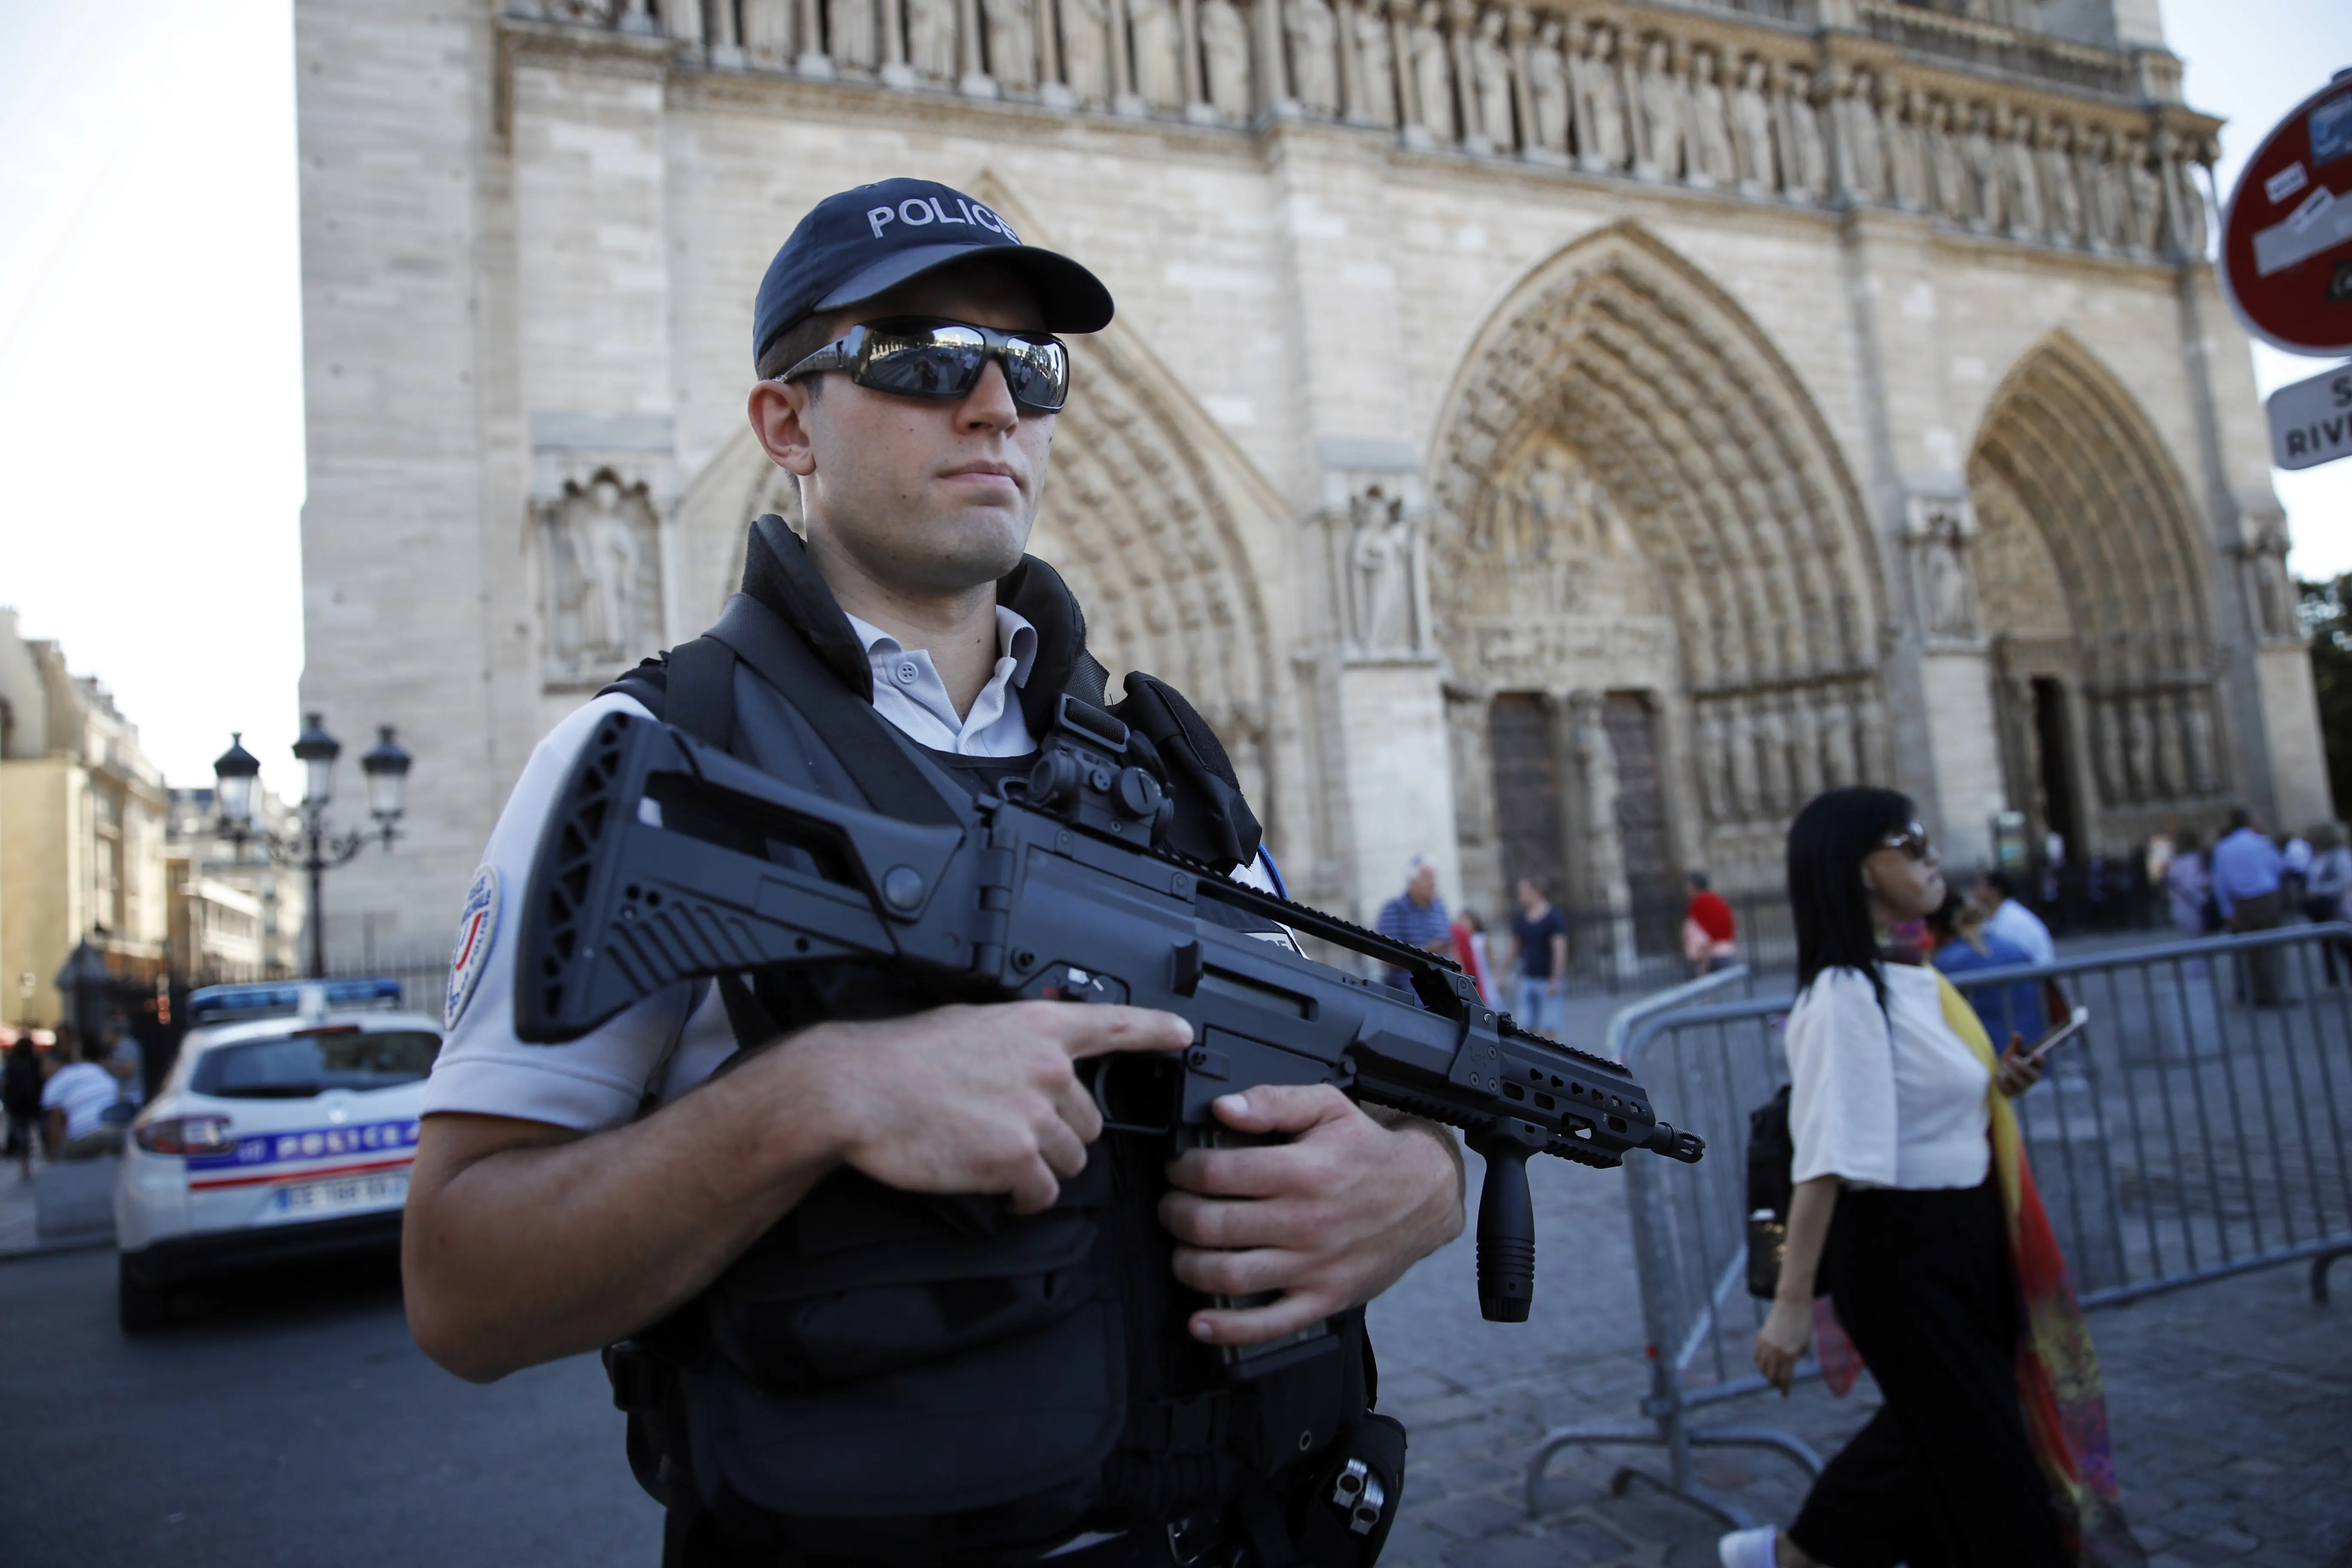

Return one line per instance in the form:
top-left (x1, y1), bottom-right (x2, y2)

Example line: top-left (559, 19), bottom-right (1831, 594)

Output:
top-left (400, 180), bottom-right (1465, 1567)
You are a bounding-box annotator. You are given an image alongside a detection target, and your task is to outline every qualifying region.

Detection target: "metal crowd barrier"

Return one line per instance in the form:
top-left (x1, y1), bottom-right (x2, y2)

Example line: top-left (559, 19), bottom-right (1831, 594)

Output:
top-left (1525, 924), bottom-right (2352, 1528)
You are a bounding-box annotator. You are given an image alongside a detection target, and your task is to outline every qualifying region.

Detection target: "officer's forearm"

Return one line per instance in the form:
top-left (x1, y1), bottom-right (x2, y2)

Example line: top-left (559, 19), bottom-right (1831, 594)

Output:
top-left (402, 1038), bottom-right (848, 1383)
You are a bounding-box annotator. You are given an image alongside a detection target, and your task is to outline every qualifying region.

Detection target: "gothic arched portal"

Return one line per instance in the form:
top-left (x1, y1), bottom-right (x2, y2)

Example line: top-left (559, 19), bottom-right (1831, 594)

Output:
top-left (1969, 332), bottom-right (2226, 855)
top-left (1426, 221), bottom-right (1890, 909)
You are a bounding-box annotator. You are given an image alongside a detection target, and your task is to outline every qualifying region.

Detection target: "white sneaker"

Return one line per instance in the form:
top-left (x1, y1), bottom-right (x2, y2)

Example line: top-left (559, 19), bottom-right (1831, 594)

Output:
top-left (1717, 1526), bottom-right (1778, 1568)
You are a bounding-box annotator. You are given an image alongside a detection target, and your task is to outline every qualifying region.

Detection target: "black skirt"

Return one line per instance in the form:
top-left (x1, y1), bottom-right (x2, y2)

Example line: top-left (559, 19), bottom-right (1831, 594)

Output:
top-left (1787, 1179), bottom-right (2068, 1568)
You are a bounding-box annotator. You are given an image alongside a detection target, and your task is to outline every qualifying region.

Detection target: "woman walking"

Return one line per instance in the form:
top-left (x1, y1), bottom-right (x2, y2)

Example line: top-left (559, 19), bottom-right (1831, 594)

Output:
top-left (1719, 788), bottom-right (2139, 1568)
top-left (2164, 828), bottom-right (2211, 940)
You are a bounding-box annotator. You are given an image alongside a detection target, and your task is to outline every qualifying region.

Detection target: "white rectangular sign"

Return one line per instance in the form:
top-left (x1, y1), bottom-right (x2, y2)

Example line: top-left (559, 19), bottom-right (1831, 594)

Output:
top-left (2268, 361), bottom-right (2352, 471)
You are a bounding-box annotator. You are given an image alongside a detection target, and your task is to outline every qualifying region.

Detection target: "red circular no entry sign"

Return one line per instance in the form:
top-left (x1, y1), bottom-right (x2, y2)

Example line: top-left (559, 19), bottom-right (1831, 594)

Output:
top-left (2220, 70), bottom-right (2352, 358)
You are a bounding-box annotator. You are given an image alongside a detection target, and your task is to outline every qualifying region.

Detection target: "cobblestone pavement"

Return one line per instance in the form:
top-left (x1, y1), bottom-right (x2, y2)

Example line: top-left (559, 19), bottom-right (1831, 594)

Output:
top-left (1365, 1144), bottom-right (2352, 1568)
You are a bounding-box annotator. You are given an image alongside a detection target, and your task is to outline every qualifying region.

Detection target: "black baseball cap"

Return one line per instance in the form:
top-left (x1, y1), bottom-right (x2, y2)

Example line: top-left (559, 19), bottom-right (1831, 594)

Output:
top-left (752, 179), bottom-right (1115, 371)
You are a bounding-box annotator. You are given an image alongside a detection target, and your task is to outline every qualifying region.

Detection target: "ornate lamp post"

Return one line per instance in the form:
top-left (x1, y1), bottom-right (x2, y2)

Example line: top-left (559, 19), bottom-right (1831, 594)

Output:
top-left (212, 715), bottom-right (412, 977)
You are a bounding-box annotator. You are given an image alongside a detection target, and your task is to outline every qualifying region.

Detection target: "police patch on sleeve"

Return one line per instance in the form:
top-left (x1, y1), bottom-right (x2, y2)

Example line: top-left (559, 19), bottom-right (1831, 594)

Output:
top-left (446, 865), bottom-right (501, 1031)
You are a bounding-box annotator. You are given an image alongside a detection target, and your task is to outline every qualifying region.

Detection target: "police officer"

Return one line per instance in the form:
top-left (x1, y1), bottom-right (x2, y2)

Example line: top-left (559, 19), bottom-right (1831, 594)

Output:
top-left (404, 179), bottom-right (1467, 1565)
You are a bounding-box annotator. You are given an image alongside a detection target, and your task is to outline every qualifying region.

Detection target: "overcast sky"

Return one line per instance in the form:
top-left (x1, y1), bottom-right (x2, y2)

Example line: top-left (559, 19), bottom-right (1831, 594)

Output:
top-left (0, 1), bottom-right (2346, 794)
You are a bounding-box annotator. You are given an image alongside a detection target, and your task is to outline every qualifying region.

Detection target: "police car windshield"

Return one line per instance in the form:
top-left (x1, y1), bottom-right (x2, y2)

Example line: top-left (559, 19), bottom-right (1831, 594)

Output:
top-left (190, 1029), bottom-right (441, 1099)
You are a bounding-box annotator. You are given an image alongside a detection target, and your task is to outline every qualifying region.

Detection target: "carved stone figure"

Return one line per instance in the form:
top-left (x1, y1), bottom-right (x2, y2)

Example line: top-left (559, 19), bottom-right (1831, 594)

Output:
top-left (1633, 37), bottom-right (1682, 183)
top-left (1818, 692), bottom-right (1857, 787)
top-left (1831, 66), bottom-right (1884, 204)
top-left (1731, 57), bottom-right (1775, 195)
top-left (903, 0), bottom-right (954, 76)
top-left (1524, 16), bottom-right (1569, 156)
top-left (1915, 510), bottom-right (1977, 639)
top-left (1688, 47), bottom-right (1734, 190)
top-left (1779, 65), bottom-right (1828, 203)
top-left (1788, 699), bottom-right (1823, 799)
top-left (1726, 703), bottom-right (1761, 819)
top-left (1201, 0), bottom-right (1252, 118)
top-left (1349, 487), bottom-right (1417, 651)
top-left (2081, 126), bottom-right (2123, 251)
top-left (828, 0), bottom-right (878, 67)
top-left (984, 0), bottom-right (1036, 86)
top-left (2004, 109), bottom-right (2045, 241)
top-left (1469, 9), bottom-right (1514, 152)
top-left (1571, 22), bottom-right (1626, 172)
top-left (1059, 0), bottom-right (1110, 102)
top-left (1410, 1), bottom-right (1454, 143)
top-left (1697, 707), bottom-right (1731, 823)
top-left (2041, 120), bottom-right (2083, 245)
top-left (2122, 133), bottom-right (2163, 254)
top-left (1128, 0), bottom-right (1184, 108)
top-left (2166, 135), bottom-right (2212, 256)
top-left (1927, 97), bottom-right (1969, 224)
top-left (1287, 0), bottom-right (1341, 114)
top-left (1962, 104), bottom-right (2003, 232)
top-left (741, 0), bottom-right (795, 65)
top-left (547, 474), bottom-right (658, 680)
top-left (1884, 80), bottom-right (1926, 212)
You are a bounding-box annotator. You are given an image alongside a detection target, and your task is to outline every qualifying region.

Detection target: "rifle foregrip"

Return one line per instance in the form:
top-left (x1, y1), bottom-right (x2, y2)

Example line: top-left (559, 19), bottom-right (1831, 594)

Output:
top-left (1469, 1129), bottom-right (1538, 1323)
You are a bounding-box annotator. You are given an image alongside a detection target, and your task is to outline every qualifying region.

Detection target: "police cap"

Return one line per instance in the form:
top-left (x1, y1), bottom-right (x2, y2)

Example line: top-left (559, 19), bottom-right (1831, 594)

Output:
top-left (752, 179), bottom-right (1115, 371)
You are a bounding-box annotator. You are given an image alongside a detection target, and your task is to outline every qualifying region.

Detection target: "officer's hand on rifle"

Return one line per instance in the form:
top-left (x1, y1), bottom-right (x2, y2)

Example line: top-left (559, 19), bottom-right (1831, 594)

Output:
top-left (805, 1000), bottom-right (1191, 1214)
top-left (1158, 1084), bottom-right (1466, 1346)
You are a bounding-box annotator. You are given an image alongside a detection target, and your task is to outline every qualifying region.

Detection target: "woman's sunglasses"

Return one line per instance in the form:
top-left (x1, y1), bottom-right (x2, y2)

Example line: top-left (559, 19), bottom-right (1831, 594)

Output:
top-left (779, 317), bottom-right (1072, 413)
top-left (1878, 824), bottom-right (1934, 861)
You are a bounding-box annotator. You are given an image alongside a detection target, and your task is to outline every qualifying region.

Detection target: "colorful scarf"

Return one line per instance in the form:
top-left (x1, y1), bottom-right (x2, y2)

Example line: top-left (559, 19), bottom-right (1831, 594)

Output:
top-left (1809, 973), bottom-right (2141, 1567)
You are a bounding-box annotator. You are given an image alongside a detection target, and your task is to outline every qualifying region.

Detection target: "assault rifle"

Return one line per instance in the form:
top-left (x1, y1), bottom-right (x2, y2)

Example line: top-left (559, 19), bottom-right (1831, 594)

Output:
top-left (513, 702), bottom-right (1703, 1324)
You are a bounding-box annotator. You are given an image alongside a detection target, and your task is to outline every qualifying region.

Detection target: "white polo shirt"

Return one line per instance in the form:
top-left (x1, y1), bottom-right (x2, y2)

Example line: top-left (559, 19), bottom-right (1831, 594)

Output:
top-left (1783, 962), bottom-right (1991, 1191)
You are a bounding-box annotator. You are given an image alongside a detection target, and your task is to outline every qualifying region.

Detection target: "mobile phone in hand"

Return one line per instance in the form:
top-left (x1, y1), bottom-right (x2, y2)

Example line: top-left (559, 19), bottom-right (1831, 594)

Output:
top-left (2026, 1006), bottom-right (2092, 1063)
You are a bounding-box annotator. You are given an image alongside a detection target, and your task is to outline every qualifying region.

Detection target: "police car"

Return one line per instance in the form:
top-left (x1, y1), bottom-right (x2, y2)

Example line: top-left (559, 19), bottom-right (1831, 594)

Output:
top-left (114, 979), bottom-right (439, 1332)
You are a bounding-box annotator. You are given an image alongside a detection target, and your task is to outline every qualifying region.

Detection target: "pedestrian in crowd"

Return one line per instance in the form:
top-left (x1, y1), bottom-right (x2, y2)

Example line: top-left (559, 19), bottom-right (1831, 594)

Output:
top-left (1723, 788), bottom-right (2135, 1568)
top-left (2164, 828), bottom-right (2211, 940)
top-left (1508, 876), bottom-right (1568, 1035)
top-left (2211, 806), bottom-right (2288, 1007)
top-left (1973, 870), bottom-right (2056, 966)
top-left (3, 1038), bottom-right (43, 1180)
top-left (41, 1032), bottom-right (126, 1161)
top-left (1450, 909), bottom-right (1500, 1008)
top-left (2301, 822), bottom-right (2351, 985)
top-left (104, 1017), bottom-right (145, 1111)
top-left (1375, 854), bottom-right (1455, 990)
top-left (1682, 871), bottom-right (1738, 975)
top-left (1927, 891), bottom-right (2046, 1045)
top-left (2282, 828), bottom-right (2313, 909)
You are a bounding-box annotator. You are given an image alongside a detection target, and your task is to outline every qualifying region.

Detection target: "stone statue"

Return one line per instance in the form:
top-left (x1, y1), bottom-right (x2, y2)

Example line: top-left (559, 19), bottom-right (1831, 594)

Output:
top-left (1410, 1), bottom-right (1454, 144)
top-left (2185, 693), bottom-right (2217, 793)
top-left (1788, 698), bottom-right (1823, 799)
top-left (1962, 104), bottom-right (2003, 233)
top-left (984, 0), bottom-right (1036, 87)
top-left (1201, 0), bottom-right (1251, 118)
top-left (2004, 109), bottom-right (2045, 241)
top-left (1726, 704), bottom-right (1761, 820)
top-left (1128, 0), bottom-right (1184, 108)
top-left (1927, 97), bottom-right (1969, 225)
top-left (1059, 0), bottom-right (1110, 103)
top-left (552, 475), bottom-right (652, 671)
top-left (904, 0), bottom-right (956, 77)
top-left (2081, 126), bottom-right (2122, 251)
top-left (1571, 22), bottom-right (1626, 172)
top-left (1884, 80), bottom-right (1926, 212)
top-left (1468, 8), bottom-right (1514, 152)
top-left (2122, 133), bottom-right (2162, 254)
top-left (1731, 57), bottom-right (1775, 195)
top-left (1287, 0), bottom-right (1341, 114)
top-left (741, 0), bottom-right (795, 65)
top-left (2124, 697), bottom-right (2155, 801)
top-left (1687, 46), bottom-right (1734, 189)
top-left (829, 0), bottom-right (878, 67)
top-left (1828, 66), bottom-right (1877, 203)
top-left (1348, 487), bottom-right (1416, 652)
top-left (1818, 693), bottom-right (1856, 787)
top-left (2168, 136), bottom-right (2212, 255)
top-left (1917, 513), bottom-right (1976, 638)
top-left (1633, 36), bottom-right (1682, 183)
top-left (2042, 119), bottom-right (2084, 245)
top-left (1779, 65), bottom-right (1828, 203)
top-left (1524, 16), bottom-right (1568, 156)
top-left (1349, 0), bottom-right (1396, 126)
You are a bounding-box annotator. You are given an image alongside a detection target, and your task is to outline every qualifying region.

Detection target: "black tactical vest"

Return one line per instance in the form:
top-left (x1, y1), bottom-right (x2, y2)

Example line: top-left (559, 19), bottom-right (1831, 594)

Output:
top-left (597, 518), bottom-right (1403, 1568)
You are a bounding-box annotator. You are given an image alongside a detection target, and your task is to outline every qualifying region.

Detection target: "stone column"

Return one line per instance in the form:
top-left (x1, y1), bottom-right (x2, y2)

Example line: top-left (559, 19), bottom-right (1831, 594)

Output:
top-left (1902, 493), bottom-right (2003, 867)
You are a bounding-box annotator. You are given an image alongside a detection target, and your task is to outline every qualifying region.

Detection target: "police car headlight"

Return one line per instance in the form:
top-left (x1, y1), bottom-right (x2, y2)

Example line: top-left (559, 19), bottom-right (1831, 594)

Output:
top-left (135, 1115), bottom-right (236, 1156)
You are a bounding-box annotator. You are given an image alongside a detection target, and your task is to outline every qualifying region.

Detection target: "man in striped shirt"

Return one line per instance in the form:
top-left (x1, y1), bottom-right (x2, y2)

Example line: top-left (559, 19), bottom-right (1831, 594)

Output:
top-left (1375, 855), bottom-right (1456, 990)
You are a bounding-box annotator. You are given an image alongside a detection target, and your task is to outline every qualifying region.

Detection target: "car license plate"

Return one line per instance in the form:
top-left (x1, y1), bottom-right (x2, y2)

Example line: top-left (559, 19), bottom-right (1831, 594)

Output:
top-left (271, 1172), bottom-right (407, 1216)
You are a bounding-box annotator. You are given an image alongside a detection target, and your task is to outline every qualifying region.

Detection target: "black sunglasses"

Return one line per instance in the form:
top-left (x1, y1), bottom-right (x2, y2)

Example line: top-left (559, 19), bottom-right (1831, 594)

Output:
top-left (1878, 823), bottom-right (1934, 861)
top-left (778, 317), bottom-right (1072, 413)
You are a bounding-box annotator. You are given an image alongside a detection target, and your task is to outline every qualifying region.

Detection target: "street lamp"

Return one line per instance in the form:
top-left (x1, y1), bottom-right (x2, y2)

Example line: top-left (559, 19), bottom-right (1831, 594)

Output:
top-left (212, 714), bottom-right (412, 978)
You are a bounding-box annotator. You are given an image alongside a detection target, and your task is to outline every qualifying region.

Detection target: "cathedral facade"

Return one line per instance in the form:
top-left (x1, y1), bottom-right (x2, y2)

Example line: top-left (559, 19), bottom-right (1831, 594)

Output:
top-left (294, 0), bottom-right (2327, 960)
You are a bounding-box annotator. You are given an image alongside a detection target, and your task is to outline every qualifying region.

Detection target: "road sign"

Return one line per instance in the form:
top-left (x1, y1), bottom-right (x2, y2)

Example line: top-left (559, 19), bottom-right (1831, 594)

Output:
top-left (2220, 69), bottom-right (2352, 358)
top-left (2268, 360), bottom-right (2352, 470)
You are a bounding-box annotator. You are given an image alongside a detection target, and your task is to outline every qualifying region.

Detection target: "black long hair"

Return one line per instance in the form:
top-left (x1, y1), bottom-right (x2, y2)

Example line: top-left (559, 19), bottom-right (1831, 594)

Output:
top-left (1788, 787), bottom-right (1916, 1007)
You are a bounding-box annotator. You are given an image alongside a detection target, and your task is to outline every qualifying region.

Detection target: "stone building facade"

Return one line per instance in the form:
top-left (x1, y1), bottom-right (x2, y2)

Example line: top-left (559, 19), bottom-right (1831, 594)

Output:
top-left (294, 0), bottom-right (2328, 959)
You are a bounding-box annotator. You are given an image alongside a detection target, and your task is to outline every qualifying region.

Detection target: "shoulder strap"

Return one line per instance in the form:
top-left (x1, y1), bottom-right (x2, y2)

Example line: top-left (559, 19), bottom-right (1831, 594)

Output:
top-left (705, 594), bottom-right (962, 827)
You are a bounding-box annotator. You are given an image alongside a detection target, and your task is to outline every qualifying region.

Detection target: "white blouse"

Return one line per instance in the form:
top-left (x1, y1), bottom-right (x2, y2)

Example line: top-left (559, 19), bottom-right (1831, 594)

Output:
top-left (1784, 963), bottom-right (1991, 1191)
